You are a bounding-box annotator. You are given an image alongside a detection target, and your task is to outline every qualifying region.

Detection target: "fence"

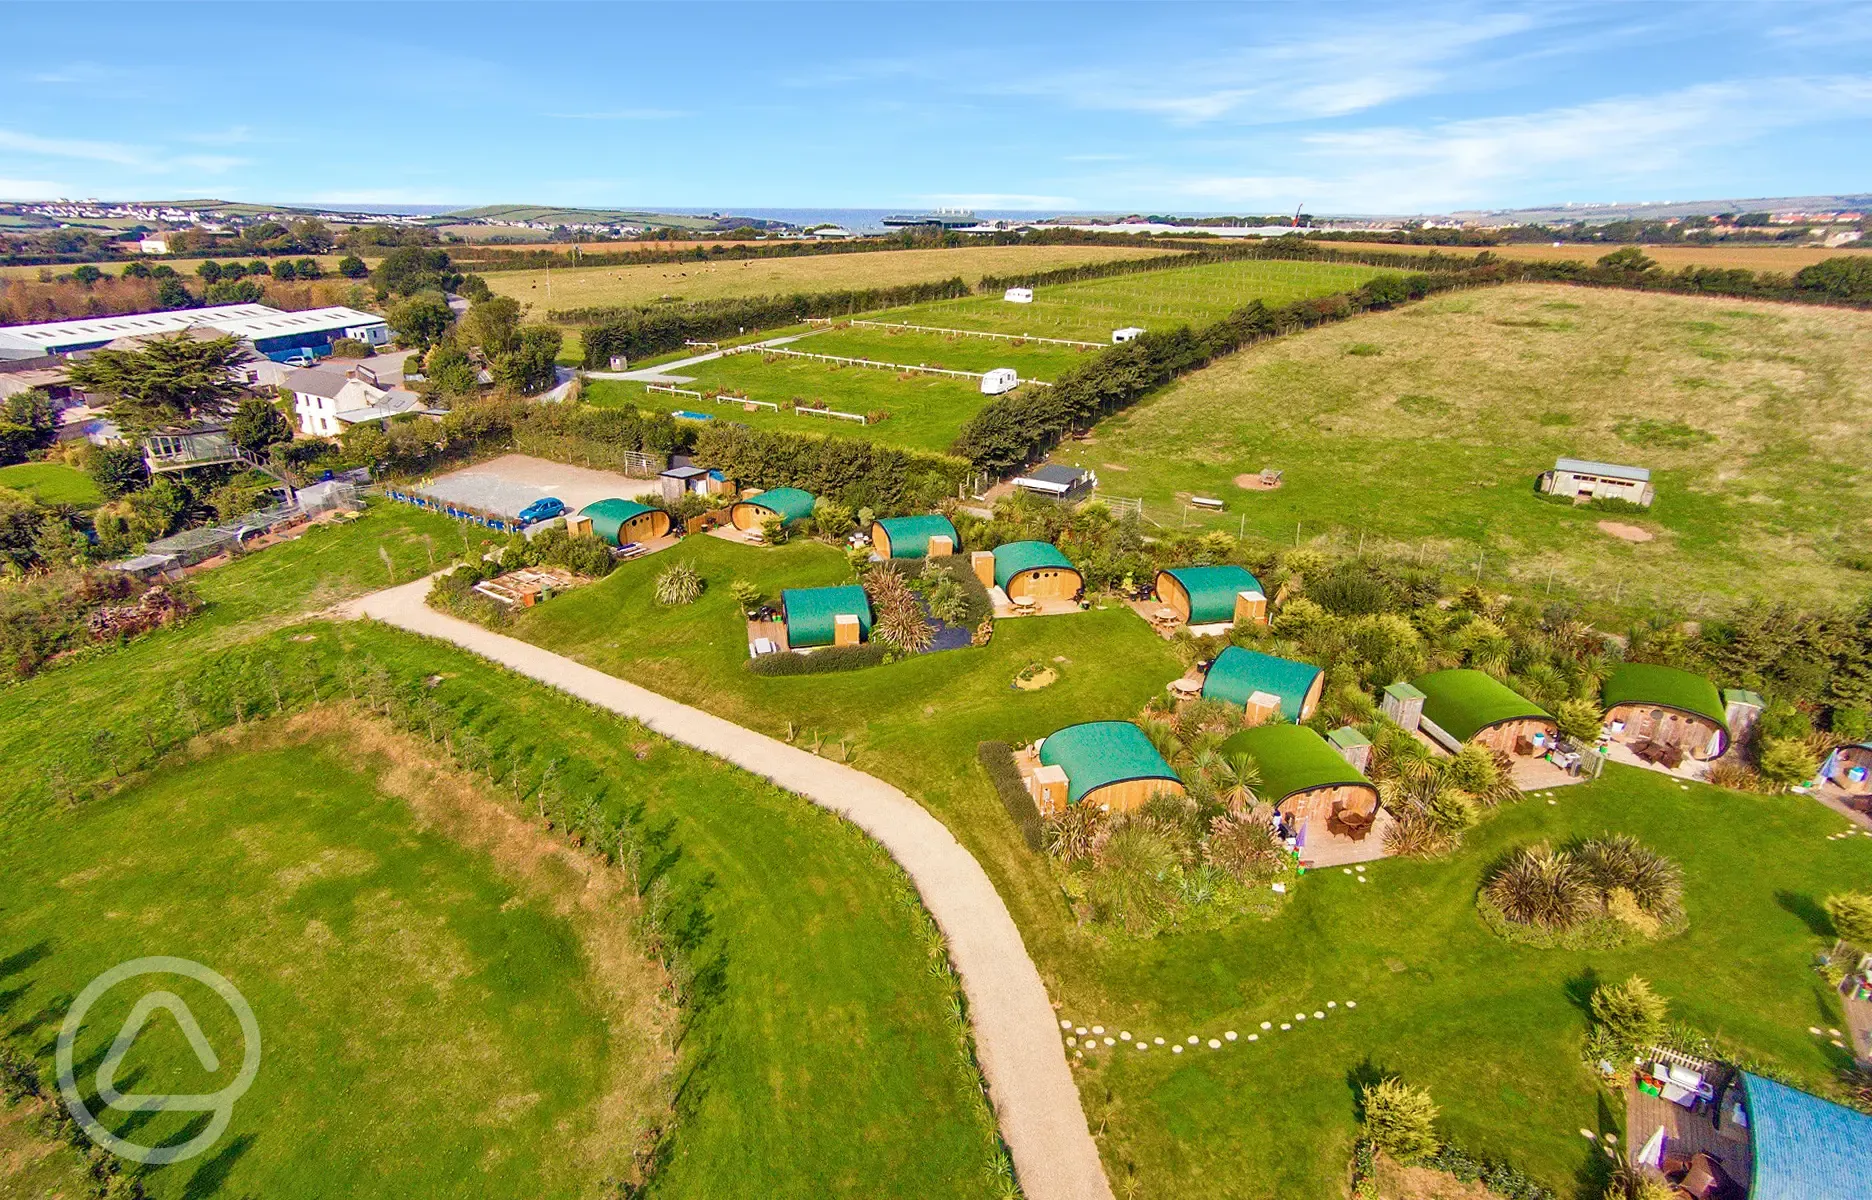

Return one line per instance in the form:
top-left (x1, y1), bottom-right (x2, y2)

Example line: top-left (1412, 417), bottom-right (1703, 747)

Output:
top-left (847, 319), bottom-right (1104, 350)
top-left (381, 487), bottom-right (529, 534)
top-left (645, 383), bottom-right (703, 401)
top-left (794, 405), bottom-right (867, 424)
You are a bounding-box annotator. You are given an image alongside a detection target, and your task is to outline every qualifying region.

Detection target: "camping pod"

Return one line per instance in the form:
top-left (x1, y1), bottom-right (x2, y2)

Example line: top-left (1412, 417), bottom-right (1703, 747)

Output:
top-left (730, 487), bottom-right (816, 531)
top-left (780, 585), bottom-right (872, 649)
top-left (572, 498), bottom-right (672, 547)
top-left (1411, 669), bottom-right (1556, 755)
top-left (1154, 565), bottom-right (1267, 627)
top-left (1201, 646), bottom-right (1323, 724)
top-left (1220, 723), bottom-right (1379, 826)
top-left (871, 514), bottom-right (959, 560)
top-left (1032, 721), bottom-right (1182, 817)
top-left (1599, 663), bottom-right (1731, 760)
top-left (985, 541), bottom-right (1082, 602)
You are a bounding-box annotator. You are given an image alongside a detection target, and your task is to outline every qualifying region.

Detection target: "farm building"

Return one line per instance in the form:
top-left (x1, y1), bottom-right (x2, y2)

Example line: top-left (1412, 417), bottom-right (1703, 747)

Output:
top-left (1220, 723), bottom-right (1380, 836)
top-left (659, 464), bottom-right (732, 501)
top-left (1003, 287), bottom-right (1034, 303)
top-left (1600, 663), bottom-right (1731, 761)
top-left (980, 367), bottom-right (1019, 395)
top-left (975, 540), bottom-right (1083, 602)
top-left (730, 486), bottom-right (817, 531)
top-left (1539, 457), bottom-right (1655, 507)
top-left (0, 303), bottom-right (389, 363)
top-left (569, 498), bottom-right (671, 547)
top-left (1153, 564), bottom-right (1267, 628)
top-left (1409, 669), bottom-right (1556, 755)
top-left (1201, 646), bottom-right (1323, 723)
top-left (780, 585), bottom-right (873, 649)
top-left (1011, 463), bottom-right (1095, 500)
top-left (1112, 327), bottom-right (1144, 343)
top-left (871, 513), bottom-right (958, 560)
top-left (1030, 720), bottom-right (1184, 816)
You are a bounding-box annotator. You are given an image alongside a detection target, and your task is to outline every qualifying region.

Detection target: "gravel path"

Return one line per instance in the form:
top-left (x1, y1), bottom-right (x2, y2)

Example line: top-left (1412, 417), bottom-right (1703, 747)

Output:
top-left (341, 579), bottom-right (1113, 1200)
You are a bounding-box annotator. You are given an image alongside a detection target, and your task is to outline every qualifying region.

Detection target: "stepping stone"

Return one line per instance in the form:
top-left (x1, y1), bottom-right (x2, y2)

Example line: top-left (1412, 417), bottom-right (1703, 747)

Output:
top-left (1188, 1036), bottom-right (1199, 1044)
top-left (1829, 1028), bottom-right (1842, 1037)
top-left (1154, 1037), bottom-right (1165, 1045)
top-left (1248, 1034), bottom-right (1259, 1041)
top-left (1076, 1027), bottom-right (1088, 1036)
top-left (1135, 1042), bottom-right (1147, 1051)
top-left (1271, 882), bottom-right (1286, 894)
top-left (1120, 1031), bottom-right (1131, 1041)
top-left (1104, 1037), bottom-right (1115, 1046)
top-left (1314, 1011), bottom-right (1326, 1019)
top-left (1548, 799), bottom-right (1558, 805)
top-left (1280, 1023), bottom-right (1292, 1030)
top-left (1810, 1026), bottom-right (1825, 1035)
top-left (1833, 1039), bottom-right (1846, 1048)
top-left (1295, 1013), bottom-right (1307, 1020)
top-left (1343, 868), bottom-right (1353, 874)
top-left (1060, 1019), bottom-right (1072, 1029)
top-left (1328, 1001), bottom-right (1338, 1008)
top-left (1358, 877), bottom-right (1369, 883)
top-left (1225, 1031), bottom-right (1237, 1040)
top-left (1067, 1037), bottom-right (1076, 1046)
top-left (1354, 866), bottom-right (1365, 873)
top-left (1579, 1128), bottom-right (1596, 1140)
top-left (1172, 1045), bottom-right (1183, 1054)
top-left (1209, 1039), bottom-right (1222, 1049)
top-left (1346, 1001), bottom-right (1357, 1008)
top-left (1261, 1022), bottom-right (1272, 1029)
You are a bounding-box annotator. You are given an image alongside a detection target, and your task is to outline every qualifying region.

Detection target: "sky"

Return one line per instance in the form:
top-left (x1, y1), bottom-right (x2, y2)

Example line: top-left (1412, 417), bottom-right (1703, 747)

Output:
top-left (2, 0), bottom-right (1869, 216)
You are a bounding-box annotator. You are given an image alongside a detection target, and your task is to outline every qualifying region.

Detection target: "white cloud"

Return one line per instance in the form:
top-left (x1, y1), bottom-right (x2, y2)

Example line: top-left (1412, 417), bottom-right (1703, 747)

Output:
top-left (0, 128), bottom-right (144, 166)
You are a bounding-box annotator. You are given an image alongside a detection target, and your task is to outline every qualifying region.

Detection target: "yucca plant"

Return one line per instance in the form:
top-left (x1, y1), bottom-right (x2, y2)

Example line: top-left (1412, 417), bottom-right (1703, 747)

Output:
top-left (1575, 834), bottom-right (1683, 919)
top-left (1204, 813), bottom-right (1282, 880)
top-left (1087, 824), bottom-right (1177, 934)
top-left (653, 560), bottom-right (704, 605)
top-left (1485, 843), bottom-right (1593, 930)
top-left (875, 603), bottom-right (934, 653)
top-left (1043, 803), bottom-right (1106, 863)
top-left (1213, 752), bottom-right (1262, 813)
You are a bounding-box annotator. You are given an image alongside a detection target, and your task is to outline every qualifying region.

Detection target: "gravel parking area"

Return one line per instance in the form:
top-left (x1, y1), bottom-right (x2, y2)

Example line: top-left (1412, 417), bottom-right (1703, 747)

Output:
top-left (419, 454), bottom-right (661, 518)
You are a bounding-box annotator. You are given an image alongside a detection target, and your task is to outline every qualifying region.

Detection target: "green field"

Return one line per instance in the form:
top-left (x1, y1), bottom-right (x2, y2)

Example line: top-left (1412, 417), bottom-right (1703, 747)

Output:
top-left (498, 532), bottom-right (1872, 1198)
top-left (0, 461), bottom-right (102, 506)
top-left (873, 258), bottom-right (1397, 341)
top-left (0, 505), bottom-right (1004, 1197)
top-left (1067, 282), bottom-right (1872, 610)
top-left (799, 323), bottom-right (1101, 379)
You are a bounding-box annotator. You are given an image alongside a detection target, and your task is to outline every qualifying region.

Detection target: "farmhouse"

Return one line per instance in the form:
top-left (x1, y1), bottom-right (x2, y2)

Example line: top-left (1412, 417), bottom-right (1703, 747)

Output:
top-left (1011, 463), bottom-right (1095, 500)
top-left (1153, 564), bottom-right (1267, 629)
top-left (286, 366), bottom-right (441, 436)
top-left (1003, 287), bottom-right (1034, 303)
top-left (1201, 646), bottom-right (1323, 723)
top-left (980, 367), bottom-right (1019, 395)
top-left (976, 540), bottom-right (1082, 602)
top-left (1600, 662), bottom-right (1731, 761)
top-left (781, 584), bottom-right (872, 649)
top-left (1539, 457), bottom-right (1655, 507)
top-left (569, 498), bottom-right (672, 547)
top-left (1029, 720), bottom-right (1183, 816)
top-left (730, 486), bottom-right (817, 531)
top-left (0, 304), bottom-right (389, 363)
top-left (870, 513), bottom-right (958, 560)
top-left (1220, 723), bottom-right (1380, 844)
top-left (1409, 669), bottom-right (1557, 756)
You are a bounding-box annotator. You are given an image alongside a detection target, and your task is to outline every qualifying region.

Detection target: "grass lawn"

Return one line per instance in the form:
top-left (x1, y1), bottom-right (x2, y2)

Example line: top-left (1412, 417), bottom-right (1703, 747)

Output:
top-left (0, 461), bottom-right (102, 506)
top-left (800, 323), bottom-right (1101, 380)
top-left (486, 244), bottom-right (1177, 313)
top-left (874, 258), bottom-right (1398, 342)
top-left (1071, 282), bottom-right (1872, 611)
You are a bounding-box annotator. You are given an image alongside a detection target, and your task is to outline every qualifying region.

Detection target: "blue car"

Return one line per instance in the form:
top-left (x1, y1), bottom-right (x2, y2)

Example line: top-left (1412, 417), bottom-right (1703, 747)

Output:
top-left (517, 497), bottom-right (567, 525)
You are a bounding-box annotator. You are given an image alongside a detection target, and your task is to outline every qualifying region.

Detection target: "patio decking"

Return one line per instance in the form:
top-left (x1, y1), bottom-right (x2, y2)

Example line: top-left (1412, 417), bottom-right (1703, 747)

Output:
top-left (1296, 807), bottom-right (1395, 868)
top-left (1624, 1075), bottom-right (1750, 1191)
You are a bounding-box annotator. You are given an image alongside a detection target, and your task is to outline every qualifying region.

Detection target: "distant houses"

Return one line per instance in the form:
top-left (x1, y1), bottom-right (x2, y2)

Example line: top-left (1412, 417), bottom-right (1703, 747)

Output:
top-left (1539, 457), bottom-right (1654, 507)
top-left (286, 363), bottom-right (441, 436)
top-left (1011, 464), bottom-right (1095, 501)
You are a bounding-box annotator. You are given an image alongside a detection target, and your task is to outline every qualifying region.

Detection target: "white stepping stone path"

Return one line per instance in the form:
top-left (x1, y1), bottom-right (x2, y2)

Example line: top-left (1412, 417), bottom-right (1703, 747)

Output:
top-left (1092, 1026), bottom-right (1103, 1035)
top-left (1104, 1037), bottom-right (1115, 1046)
top-left (1261, 1021), bottom-right (1272, 1030)
top-left (1058, 998), bottom-right (1363, 1064)
top-left (1188, 1036), bottom-right (1199, 1045)
top-left (1314, 1011), bottom-right (1326, 1019)
top-left (1120, 1031), bottom-right (1131, 1041)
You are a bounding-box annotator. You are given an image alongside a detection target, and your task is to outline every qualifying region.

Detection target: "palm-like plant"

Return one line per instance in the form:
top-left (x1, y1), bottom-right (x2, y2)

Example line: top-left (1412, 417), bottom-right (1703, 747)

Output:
top-left (1485, 843), bottom-right (1594, 930)
top-left (1575, 834), bottom-right (1683, 919)
top-left (1087, 824), bottom-right (1177, 933)
top-left (653, 560), bottom-right (704, 605)
top-left (1213, 752), bottom-right (1262, 813)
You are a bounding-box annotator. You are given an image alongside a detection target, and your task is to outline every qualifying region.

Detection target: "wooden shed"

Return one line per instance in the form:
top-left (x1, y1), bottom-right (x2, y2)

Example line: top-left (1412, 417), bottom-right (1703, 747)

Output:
top-left (1201, 646), bottom-right (1323, 724)
top-left (1412, 669), bottom-right (1556, 756)
top-left (1220, 723), bottom-right (1379, 826)
top-left (780, 585), bottom-right (873, 649)
top-left (730, 486), bottom-right (816, 531)
top-left (1032, 721), bottom-right (1183, 816)
top-left (871, 514), bottom-right (958, 560)
top-left (570, 498), bottom-right (671, 547)
top-left (1153, 565), bottom-right (1267, 627)
top-left (981, 540), bottom-right (1082, 602)
top-left (1600, 663), bottom-right (1730, 760)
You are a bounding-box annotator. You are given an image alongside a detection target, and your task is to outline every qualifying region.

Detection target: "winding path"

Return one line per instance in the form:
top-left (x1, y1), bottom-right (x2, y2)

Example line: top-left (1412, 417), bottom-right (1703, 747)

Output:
top-left (340, 580), bottom-right (1113, 1200)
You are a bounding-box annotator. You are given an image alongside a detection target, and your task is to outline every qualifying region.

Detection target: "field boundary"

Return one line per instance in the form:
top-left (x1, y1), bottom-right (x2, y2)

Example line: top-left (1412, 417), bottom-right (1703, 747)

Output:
top-left (731, 344), bottom-right (1056, 387)
top-left (849, 318), bottom-right (1105, 349)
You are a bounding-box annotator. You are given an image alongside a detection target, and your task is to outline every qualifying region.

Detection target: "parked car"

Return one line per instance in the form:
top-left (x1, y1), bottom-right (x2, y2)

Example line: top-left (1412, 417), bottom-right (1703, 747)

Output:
top-left (517, 497), bottom-right (567, 525)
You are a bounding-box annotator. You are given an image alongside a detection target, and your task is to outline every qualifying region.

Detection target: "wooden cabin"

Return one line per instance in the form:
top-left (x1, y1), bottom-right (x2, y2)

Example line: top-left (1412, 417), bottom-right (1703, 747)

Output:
top-left (1600, 663), bottom-right (1731, 761)
top-left (1153, 565), bottom-right (1267, 628)
top-left (569, 498), bottom-right (672, 547)
top-left (1822, 743), bottom-right (1872, 797)
top-left (1220, 723), bottom-right (1380, 830)
top-left (871, 514), bottom-right (958, 560)
top-left (1201, 646), bottom-right (1323, 724)
top-left (978, 541), bottom-right (1083, 602)
top-left (730, 486), bottom-right (816, 531)
top-left (1411, 669), bottom-right (1556, 756)
top-left (780, 585), bottom-right (872, 649)
top-left (1031, 721), bottom-right (1183, 817)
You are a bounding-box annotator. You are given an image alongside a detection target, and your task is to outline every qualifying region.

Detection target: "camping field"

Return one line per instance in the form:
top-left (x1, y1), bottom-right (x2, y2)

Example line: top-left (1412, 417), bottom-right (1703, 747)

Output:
top-left (1064, 282), bottom-right (1872, 611)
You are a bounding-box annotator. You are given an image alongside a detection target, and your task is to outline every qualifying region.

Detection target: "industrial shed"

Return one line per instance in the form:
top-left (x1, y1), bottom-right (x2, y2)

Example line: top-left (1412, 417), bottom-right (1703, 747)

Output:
top-left (1600, 663), bottom-right (1731, 760)
top-left (1030, 721), bottom-right (1183, 816)
top-left (780, 585), bottom-right (873, 649)
top-left (1154, 564), bottom-right (1267, 627)
top-left (1220, 723), bottom-right (1379, 827)
top-left (1412, 669), bottom-right (1556, 755)
top-left (730, 486), bottom-right (817, 531)
top-left (571, 498), bottom-right (672, 547)
top-left (1201, 646), bottom-right (1324, 724)
top-left (871, 514), bottom-right (958, 560)
top-left (977, 541), bottom-right (1083, 602)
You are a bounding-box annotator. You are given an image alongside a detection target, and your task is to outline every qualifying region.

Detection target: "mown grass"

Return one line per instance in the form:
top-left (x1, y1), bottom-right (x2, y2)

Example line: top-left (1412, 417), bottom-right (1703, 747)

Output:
top-left (1072, 282), bottom-right (1872, 610)
top-left (801, 323), bottom-right (1100, 379)
top-left (0, 461), bottom-right (101, 506)
top-left (485, 243), bottom-right (1175, 313)
top-left (874, 258), bottom-right (1397, 341)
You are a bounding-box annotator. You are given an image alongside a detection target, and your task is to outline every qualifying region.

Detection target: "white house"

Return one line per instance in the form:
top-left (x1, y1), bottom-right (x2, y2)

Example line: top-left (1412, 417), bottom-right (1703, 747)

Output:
top-left (979, 367), bottom-right (1019, 395)
top-left (1112, 326), bottom-right (1145, 343)
top-left (1003, 287), bottom-right (1034, 304)
top-left (137, 237), bottom-right (170, 255)
top-left (1539, 457), bottom-right (1655, 507)
top-left (286, 366), bottom-right (439, 436)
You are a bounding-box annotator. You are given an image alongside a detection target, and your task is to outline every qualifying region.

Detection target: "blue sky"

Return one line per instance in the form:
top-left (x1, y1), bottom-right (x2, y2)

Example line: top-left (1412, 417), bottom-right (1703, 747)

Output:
top-left (2, 1), bottom-right (1869, 214)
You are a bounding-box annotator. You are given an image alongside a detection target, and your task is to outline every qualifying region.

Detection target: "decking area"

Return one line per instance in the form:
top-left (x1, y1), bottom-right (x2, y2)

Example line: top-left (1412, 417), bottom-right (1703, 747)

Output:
top-left (1296, 807), bottom-right (1395, 868)
top-left (1624, 1061), bottom-right (1751, 1197)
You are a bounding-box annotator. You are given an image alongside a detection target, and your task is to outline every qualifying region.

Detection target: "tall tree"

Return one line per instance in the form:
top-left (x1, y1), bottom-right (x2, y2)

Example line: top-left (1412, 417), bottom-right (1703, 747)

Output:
top-left (229, 397), bottom-right (293, 455)
top-left (64, 334), bottom-right (245, 431)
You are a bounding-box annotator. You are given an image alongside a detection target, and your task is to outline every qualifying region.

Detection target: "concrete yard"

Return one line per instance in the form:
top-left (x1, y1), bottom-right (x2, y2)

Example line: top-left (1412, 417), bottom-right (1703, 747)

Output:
top-left (418, 453), bottom-right (661, 518)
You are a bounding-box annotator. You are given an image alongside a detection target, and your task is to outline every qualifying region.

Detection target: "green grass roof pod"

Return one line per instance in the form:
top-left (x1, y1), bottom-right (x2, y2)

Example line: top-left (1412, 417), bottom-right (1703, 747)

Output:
top-left (1219, 723), bottom-right (1375, 809)
top-left (780, 585), bottom-right (873, 649)
top-left (1157, 565), bottom-right (1264, 625)
top-left (1202, 646), bottom-right (1323, 721)
top-left (1412, 669), bottom-right (1552, 745)
top-left (873, 514), bottom-right (958, 559)
top-left (991, 540), bottom-right (1075, 590)
top-left (1600, 662), bottom-right (1730, 751)
top-left (576, 498), bottom-right (668, 546)
top-left (1038, 721), bottom-right (1181, 806)
top-left (742, 487), bottom-right (817, 525)
top-left (1740, 1072), bottom-right (1872, 1200)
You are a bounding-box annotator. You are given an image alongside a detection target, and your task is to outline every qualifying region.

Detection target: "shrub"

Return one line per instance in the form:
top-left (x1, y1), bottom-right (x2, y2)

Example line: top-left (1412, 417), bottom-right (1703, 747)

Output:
top-left (729, 578), bottom-right (764, 612)
top-left (1043, 803), bottom-right (1107, 864)
top-left (1825, 891), bottom-right (1872, 945)
top-left (1360, 1077), bottom-right (1440, 1161)
top-left (329, 337), bottom-right (373, 358)
top-left (1484, 844), bottom-right (1593, 930)
top-left (1603, 1163), bottom-right (1675, 1200)
top-left (744, 642), bottom-right (888, 675)
top-left (759, 515), bottom-right (787, 545)
top-left (978, 741), bottom-right (1043, 850)
top-left (1555, 696), bottom-right (1604, 743)
top-left (1087, 824), bottom-right (1177, 934)
top-left (653, 560), bottom-right (704, 605)
top-left (1591, 975), bottom-right (1669, 1050)
top-left (1757, 737), bottom-right (1818, 789)
top-left (1203, 813), bottom-right (1282, 881)
top-left (1574, 834), bottom-right (1683, 922)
